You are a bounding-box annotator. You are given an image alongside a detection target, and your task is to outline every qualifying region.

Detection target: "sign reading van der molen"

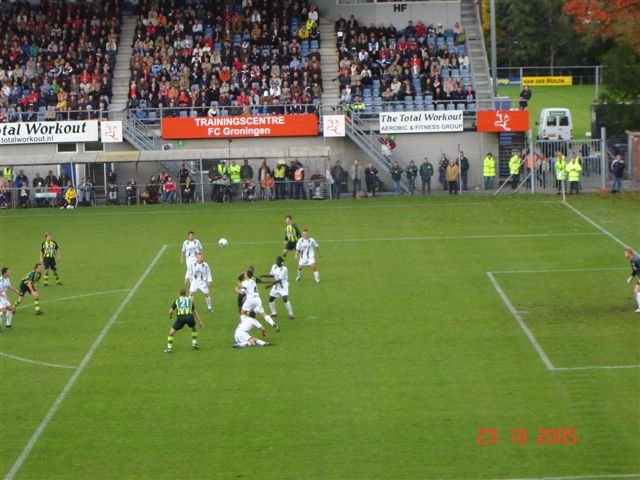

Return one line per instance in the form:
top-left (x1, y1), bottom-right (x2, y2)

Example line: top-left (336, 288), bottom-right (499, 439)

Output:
top-left (0, 120), bottom-right (99, 145)
top-left (379, 111), bottom-right (464, 134)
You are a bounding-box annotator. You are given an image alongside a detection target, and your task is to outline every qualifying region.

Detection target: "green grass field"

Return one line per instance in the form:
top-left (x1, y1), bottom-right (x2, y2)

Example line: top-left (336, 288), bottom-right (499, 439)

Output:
top-left (1, 194), bottom-right (639, 479)
top-left (497, 85), bottom-right (596, 139)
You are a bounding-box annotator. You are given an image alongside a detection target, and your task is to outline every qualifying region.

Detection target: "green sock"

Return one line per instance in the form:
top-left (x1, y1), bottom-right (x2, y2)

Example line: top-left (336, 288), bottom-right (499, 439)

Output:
top-left (167, 334), bottom-right (174, 349)
top-left (34, 298), bottom-right (41, 312)
top-left (43, 274), bottom-right (48, 285)
top-left (54, 271), bottom-right (60, 282)
top-left (191, 329), bottom-right (198, 345)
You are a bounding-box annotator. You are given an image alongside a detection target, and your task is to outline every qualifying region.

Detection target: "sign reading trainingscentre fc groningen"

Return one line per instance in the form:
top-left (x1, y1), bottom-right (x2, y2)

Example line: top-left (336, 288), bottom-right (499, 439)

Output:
top-left (0, 120), bottom-right (99, 145)
top-left (379, 110), bottom-right (464, 134)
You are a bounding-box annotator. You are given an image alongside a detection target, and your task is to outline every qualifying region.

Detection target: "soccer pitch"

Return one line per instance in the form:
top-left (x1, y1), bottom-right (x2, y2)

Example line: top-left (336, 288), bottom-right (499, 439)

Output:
top-left (1, 194), bottom-right (639, 479)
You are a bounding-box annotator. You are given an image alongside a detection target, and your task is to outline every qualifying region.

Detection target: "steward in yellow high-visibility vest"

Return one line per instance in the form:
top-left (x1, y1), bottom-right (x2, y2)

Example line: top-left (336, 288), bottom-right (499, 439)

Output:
top-left (273, 160), bottom-right (287, 200)
top-left (555, 154), bottom-right (567, 193)
top-left (509, 153), bottom-right (521, 189)
top-left (228, 161), bottom-right (241, 184)
top-left (566, 155), bottom-right (582, 194)
top-left (483, 153), bottom-right (495, 190)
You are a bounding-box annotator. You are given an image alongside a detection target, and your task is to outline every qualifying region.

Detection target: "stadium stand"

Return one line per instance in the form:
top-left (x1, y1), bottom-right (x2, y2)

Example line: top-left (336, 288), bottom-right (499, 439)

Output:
top-left (0, 0), bottom-right (122, 123)
top-left (126, 0), bottom-right (324, 117)
top-left (334, 15), bottom-right (476, 113)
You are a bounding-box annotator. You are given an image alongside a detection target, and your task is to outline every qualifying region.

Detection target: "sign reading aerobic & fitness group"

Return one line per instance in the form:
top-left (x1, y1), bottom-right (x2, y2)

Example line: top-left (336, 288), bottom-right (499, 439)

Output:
top-left (522, 76), bottom-right (573, 86)
top-left (0, 120), bottom-right (99, 145)
top-left (379, 110), bottom-right (464, 134)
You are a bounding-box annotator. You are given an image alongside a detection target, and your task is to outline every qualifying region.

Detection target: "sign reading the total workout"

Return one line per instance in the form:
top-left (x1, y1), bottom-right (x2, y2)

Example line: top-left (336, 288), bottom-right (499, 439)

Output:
top-left (379, 111), bottom-right (464, 134)
top-left (0, 120), bottom-right (99, 145)
top-left (162, 114), bottom-right (319, 139)
top-left (522, 76), bottom-right (573, 86)
top-left (477, 110), bottom-right (530, 132)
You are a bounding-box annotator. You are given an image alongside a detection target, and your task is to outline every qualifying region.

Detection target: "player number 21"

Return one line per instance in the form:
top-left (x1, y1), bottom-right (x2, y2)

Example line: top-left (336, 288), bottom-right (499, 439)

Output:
top-left (477, 428), bottom-right (497, 445)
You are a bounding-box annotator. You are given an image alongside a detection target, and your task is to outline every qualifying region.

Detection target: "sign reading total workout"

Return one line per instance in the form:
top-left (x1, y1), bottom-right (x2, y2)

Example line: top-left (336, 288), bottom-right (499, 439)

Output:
top-left (162, 114), bottom-right (319, 139)
top-left (0, 120), bottom-right (99, 145)
top-left (379, 111), bottom-right (464, 134)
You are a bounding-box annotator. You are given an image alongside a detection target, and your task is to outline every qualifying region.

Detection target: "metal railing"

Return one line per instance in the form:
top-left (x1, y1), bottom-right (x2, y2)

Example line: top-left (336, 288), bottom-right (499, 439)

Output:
top-left (0, 109), bottom-right (112, 123)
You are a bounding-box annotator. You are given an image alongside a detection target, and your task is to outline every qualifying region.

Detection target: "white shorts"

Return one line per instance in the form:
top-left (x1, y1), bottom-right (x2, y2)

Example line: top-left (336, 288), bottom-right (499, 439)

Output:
top-left (298, 256), bottom-right (316, 267)
top-left (269, 285), bottom-right (289, 298)
top-left (241, 296), bottom-right (264, 314)
top-left (234, 328), bottom-right (251, 345)
top-left (189, 280), bottom-right (210, 295)
top-left (0, 296), bottom-right (11, 309)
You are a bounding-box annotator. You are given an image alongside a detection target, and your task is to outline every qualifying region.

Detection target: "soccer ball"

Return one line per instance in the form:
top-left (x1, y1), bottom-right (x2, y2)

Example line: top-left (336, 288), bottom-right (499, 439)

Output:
top-left (218, 238), bottom-right (228, 248)
top-left (66, 205), bottom-right (74, 209)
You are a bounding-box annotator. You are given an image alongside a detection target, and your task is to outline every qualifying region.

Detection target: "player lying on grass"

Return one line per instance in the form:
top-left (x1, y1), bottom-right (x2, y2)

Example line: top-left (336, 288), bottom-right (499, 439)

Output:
top-left (233, 314), bottom-right (272, 348)
top-left (624, 248), bottom-right (640, 313)
top-left (0, 267), bottom-right (19, 330)
top-left (14, 263), bottom-right (43, 315)
top-left (165, 289), bottom-right (204, 353)
top-left (236, 269), bottom-right (280, 332)
top-left (261, 256), bottom-right (294, 320)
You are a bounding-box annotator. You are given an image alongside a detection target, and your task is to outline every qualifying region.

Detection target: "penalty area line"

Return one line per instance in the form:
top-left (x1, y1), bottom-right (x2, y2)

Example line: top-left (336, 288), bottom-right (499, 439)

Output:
top-left (0, 352), bottom-right (76, 370)
top-left (4, 244), bottom-right (167, 480)
top-left (485, 473), bottom-right (640, 480)
top-left (18, 288), bottom-right (132, 308)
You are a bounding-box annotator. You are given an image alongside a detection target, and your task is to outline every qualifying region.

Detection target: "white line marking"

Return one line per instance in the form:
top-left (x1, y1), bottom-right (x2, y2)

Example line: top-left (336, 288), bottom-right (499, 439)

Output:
top-left (18, 289), bottom-right (131, 308)
top-left (563, 202), bottom-right (637, 252)
top-left (0, 199), bottom-right (562, 220)
top-left (485, 473), bottom-right (640, 480)
top-left (486, 272), bottom-right (555, 371)
top-left (553, 365), bottom-right (640, 371)
top-left (167, 232), bottom-right (604, 248)
top-left (491, 267), bottom-right (627, 274)
top-left (0, 352), bottom-right (76, 370)
top-left (4, 245), bottom-right (167, 480)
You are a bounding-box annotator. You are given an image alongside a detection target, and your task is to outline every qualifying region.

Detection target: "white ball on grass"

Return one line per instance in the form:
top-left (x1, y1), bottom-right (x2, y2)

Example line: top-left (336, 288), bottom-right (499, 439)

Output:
top-left (218, 238), bottom-right (228, 248)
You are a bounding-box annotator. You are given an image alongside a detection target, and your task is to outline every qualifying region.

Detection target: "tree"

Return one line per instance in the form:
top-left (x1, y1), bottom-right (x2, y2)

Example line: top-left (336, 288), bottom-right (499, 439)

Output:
top-left (563, 0), bottom-right (640, 52)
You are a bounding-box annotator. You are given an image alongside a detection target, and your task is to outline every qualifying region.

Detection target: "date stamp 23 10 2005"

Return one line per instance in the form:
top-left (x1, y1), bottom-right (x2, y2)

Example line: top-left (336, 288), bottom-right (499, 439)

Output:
top-left (477, 427), bottom-right (577, 445)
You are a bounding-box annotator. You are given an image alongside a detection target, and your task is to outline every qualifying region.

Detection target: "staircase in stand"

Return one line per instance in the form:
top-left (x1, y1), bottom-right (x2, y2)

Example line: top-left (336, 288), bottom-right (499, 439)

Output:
top-left (109, 14), bottom-right (137, 112)
top-left (460, 0), bottom-right (493, 111)
top-left (319, 19), bottom-right (340, 109)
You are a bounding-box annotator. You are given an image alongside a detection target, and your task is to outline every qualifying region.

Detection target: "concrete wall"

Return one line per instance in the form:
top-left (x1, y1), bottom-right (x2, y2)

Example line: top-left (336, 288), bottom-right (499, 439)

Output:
top-left (316, 0), bottom-right (460, 28)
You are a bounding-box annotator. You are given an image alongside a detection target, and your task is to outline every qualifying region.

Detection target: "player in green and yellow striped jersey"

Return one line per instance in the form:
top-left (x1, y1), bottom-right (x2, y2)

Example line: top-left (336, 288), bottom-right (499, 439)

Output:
top-left (165, 289), bottom-right (204, 353)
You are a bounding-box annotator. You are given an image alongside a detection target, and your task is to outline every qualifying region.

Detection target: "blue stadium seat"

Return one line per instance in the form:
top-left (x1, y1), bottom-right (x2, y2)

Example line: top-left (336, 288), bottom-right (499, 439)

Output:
top-left (451, 69), bottom-right (460, 78)
top-left (437, 104), bottom-right (445, 111)
top-left (373, 97), bottom-right (382, 105)
top-left (436, 37), bottom-right (445, 46)
top-left (424, 95), bottom-right (433, 105)
top-left (446, 103), bottom-right (455, 111)
top-left (214, 43), bottom-right (222, 51)
top-left (467, 103), bottom-right (476, 111)
top-left (414, 94), bottom-right (423, 103)
top-left (372, 79), bottom-right (381, 88)
top-left (310, 40), bottom-right (319, 49)
top-left (301, 40), bottom-right (309, 50)
top-left (179, 110), bottom-right (188, 118)
top-left (148, 111), bottom-right (158, 121)
top-left (373, 105), bottom-right (382, 114)
top-left (441, 69), bottom-right (449, 79)
top-left (456, 103), bottom-right (466, 111)
top-left (395, 103), bottom-right (404, 112)
top-left (426, 104), bottom-right (435, 111)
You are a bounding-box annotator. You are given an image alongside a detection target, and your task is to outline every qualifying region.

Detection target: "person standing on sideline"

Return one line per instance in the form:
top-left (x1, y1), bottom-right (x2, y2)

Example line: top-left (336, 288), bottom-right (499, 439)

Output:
top-left (331, 160), bottom-right (345, 199)
top-left (364, 162), bottom-right (378, 197)
top-left (438, 153), bottom-right (448, 190)
top-left (519, 84), bottom-right (532, 109)
top-left (164, 289), bottom-right (204, 353)
top-left (389, 161), bottom-right (403, 196)
top-left (458, 151), bottom-right (470, 190)
top-left (553, 150), bottom-right (566, 190)
top-left (624, 248), bottom-right (640, 312)
top-left (405, 160), bottom-right (418, 196)
top-left (611, 154), bottom-right (625, 193)
top-left (509, 151), bottom-right (521, 189)
top-left (350, 160), bottom-right (363, 198)
top-left (566, 153), bottom-right (582, 194)
top-left (325, 161), bottom-right (335, 199)
top-left (419, 158), bottom-right (434, 195)
top-left (446, 159), bottom-right (459, 194)
top-left (538, 155), bottom-right (550, 189)
top-left (483, 152), bottom-right (496, 190)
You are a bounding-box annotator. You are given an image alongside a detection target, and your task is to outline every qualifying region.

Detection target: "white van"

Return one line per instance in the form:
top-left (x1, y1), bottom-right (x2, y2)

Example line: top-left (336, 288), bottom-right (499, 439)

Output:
top-left (537, 108), bottom-right (573, 140)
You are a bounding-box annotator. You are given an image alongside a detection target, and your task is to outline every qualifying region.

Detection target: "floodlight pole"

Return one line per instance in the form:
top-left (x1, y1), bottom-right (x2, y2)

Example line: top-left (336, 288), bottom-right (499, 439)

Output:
top-left (489, 0), bottom-right (498, 96)
top-left (600, 127), bottom-right (607, 191)
top-left (529, 129), bottom-right (535, 194)
top-left (199, 156), bottom-right (205, 204)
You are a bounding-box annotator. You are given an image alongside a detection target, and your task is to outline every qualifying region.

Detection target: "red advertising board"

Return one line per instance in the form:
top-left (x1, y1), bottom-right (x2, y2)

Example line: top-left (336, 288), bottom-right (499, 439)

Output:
top-left (476, 110), bottom-right (530, 132)
top-left (162, 114), bottom-right (319, 139)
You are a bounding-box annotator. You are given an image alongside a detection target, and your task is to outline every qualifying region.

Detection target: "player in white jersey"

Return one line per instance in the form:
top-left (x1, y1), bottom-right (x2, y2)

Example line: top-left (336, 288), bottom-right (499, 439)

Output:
top-left (265, 256), bottom-right (294, 319)
top-left (180, 231), bottom-right (203, 271)
top-left (0, 267), bottom-right (19, 330)
top-left (236, 269), bottom-right (279, 331)
top-left (295, 229), bottom-right (322, 283)
top-left (233, 315), bottom-right (272, 348)
top-left (185, 253), bottom-right (214, 312)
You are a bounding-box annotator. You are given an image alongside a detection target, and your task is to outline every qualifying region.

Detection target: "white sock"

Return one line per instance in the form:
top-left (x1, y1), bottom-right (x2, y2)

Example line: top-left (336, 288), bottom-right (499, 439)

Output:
top-left (5, 311), bottom-right (12, 327)
top-left (255, 339), bottom-right (267, 346)
top-left (636, 292), bottom-right (640, 308)
top-left (263, 315), bottom-right (275, 327)
top-left (205, 296), bottom-right (212, 310)
top-left (296, 270), bottom-right (302, 279)
top-left (234, 342), bottom-right (248, 348)
top-left (313, 271), bottom-right (320, 282)
top-left (284, 301), bottom-right (293, 316)
top-left (269, 301), bottom-right (276, 315)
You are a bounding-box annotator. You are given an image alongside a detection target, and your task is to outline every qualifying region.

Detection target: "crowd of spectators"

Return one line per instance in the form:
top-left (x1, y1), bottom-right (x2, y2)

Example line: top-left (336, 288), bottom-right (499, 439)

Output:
top-left (334, 15), bottom-right (475, 112)
top-left (0, 0), bottom-right (121, 123)
top-left (127, 0), bottom-right (324, 119)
